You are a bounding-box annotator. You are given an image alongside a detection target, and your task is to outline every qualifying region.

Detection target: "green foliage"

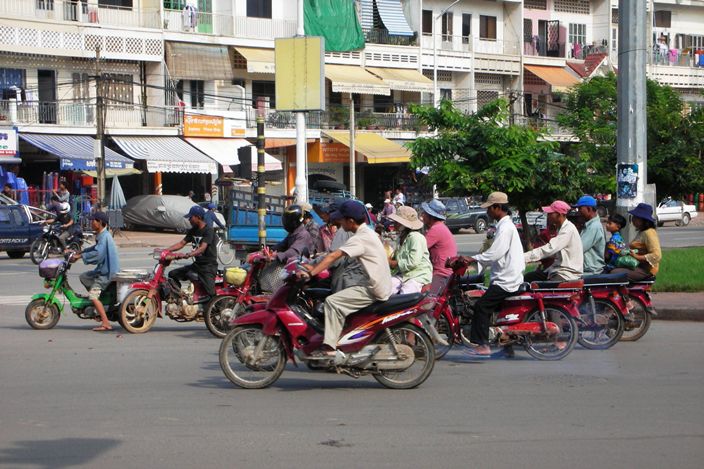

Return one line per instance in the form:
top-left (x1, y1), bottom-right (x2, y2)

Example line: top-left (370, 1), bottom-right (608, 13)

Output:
top-left (557, 73), bottom-right (704, 197)
top-left (408, 99), bottom-right (590, 212)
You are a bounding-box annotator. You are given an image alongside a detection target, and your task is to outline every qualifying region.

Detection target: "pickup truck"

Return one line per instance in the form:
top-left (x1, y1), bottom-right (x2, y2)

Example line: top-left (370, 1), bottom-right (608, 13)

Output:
top-left (0, 204), bottom-right (45, 259)
top-left (440, 197), bottom-right (490, 234)
top-left (656, 197), bottom-right (698, 227)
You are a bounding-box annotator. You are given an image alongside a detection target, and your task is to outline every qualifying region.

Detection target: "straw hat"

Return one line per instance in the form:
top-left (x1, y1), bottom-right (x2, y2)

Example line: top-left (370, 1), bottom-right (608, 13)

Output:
top-left (389, 206), bottom-right (424, 230)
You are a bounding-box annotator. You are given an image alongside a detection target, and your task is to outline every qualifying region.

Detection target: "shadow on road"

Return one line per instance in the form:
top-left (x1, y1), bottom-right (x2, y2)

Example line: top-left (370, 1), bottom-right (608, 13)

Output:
top-left (0, 438), bottom-right (121, 468)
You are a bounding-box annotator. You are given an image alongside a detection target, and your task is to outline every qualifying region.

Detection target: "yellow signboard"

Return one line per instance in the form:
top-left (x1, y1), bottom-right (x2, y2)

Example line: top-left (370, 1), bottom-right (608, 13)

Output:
top-left (183, 114), bottom-right (224, 137)
top-left (275, 37), bottom-right (325, 112)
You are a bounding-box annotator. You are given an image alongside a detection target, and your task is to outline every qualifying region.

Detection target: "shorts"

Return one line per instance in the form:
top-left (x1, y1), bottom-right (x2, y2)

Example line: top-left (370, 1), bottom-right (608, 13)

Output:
top-left (79, 271), bottom-right (110, 301)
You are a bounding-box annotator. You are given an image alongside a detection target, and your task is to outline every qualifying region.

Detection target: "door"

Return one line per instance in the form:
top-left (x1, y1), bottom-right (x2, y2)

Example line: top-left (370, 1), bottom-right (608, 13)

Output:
top-left (658, 199), bottom-right (681, 221)
top-left (37, 70), bottom-right (56, 124)
top-left (546, 20), bottom-right (561, 57)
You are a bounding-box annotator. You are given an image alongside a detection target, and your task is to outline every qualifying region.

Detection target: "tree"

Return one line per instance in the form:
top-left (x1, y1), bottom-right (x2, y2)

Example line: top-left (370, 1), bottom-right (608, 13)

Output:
top-left (408, 99), bottom-right (590, 238)
top-left (557, 73), bottom-right (704, 197)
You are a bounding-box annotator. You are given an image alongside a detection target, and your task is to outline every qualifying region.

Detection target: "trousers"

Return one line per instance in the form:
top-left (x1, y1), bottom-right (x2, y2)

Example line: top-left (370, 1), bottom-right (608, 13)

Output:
top-left (390, 276), bottom-right (424, 295)
top-left (469, 284), bottom-right (517, 346)
top-left (323, 286), bottom-right (378, 349)
top-left (169, 263), bottom-right (216, 297)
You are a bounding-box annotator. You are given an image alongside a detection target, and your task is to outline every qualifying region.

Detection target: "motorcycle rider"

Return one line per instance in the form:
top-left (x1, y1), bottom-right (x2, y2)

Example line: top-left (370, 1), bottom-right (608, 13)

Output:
top-left (44, 195), bottom-right (75, 247)
top-left (451, 192), bottom-right (525, 357)
top-left (524, 200), bottom-right (583, 282)
top-left (271, 205), bottom-right (313, 263)
top-left (574, 195), bottom-right (606, 275)
top-left (69, 211), bottom-right (119, 332)
top-left (299, 200), bottom-right (392, 357)
top-left (204, 202), bottom-right (225, 230)
top-left (164, 205), bottom-right (218, 303)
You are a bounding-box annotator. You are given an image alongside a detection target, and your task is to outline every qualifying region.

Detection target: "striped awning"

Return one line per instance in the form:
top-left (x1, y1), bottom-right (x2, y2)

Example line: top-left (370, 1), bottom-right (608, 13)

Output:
top-left (165, 42), bottom-right (234, 80)
top-left (233, 47), bottom-right (275, 74)
top-left (112, 136), bottom-right (217, 174)
top-left (19, 134), bottom-right (133, 170)
top-left (375, 0), bottom-right (414, 36)
top-left (366, 67), bottom-right (433, 92)
top-left (325, 65), bottom-right (390, 95)
top-left (524, 65), bottom-right (580, 92)
top-left (185, 138), bottom-right (282, 172)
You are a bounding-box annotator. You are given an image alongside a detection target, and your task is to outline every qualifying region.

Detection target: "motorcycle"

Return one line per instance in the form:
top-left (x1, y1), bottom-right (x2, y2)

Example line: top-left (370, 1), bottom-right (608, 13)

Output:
top-left (575, 272), bottom-right (630, 349)
top-left (621, 277), bottom-right (657, 341)
top-left (118, 249), bottom-right (232, 334)
top-left (30, 223), bottom-right (84, 265)
top-left (431, 258), bottom-right (580, 361)
top-left (203, 252), bottom-right (272, 338)
top-left (219, 261), bottom-right (437, 389)
top-left (25, 253), bottom-right (130, 329)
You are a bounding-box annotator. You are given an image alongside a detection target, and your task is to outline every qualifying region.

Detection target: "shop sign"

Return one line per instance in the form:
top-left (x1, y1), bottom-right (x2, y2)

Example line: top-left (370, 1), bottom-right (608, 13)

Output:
top-left (321, 142), bottom-right (350, 163)
top-left (184, 114), bottom-right (224, 137)
top-left (0, 128), bottom-right (18, 156)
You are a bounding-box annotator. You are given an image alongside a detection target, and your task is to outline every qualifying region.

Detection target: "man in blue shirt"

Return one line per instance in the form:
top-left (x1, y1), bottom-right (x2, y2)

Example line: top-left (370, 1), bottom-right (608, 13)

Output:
top-left (204, 203), bottom-right (225, 230)
top-left (574, 195), bottom-right (606, 275)
top-left (72, 211), bottom-right (120, 331)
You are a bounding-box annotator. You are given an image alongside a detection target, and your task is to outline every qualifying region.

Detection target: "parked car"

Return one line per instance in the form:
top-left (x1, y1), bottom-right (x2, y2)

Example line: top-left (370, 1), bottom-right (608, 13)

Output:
top-left (0, 204), bottom-right (45, 259)
top-left (122, 195), bottom-right (197, 233)
top-left (656, 197), bottom-right (698, 227)
top-left (440, 197), bottom-right (489, 233)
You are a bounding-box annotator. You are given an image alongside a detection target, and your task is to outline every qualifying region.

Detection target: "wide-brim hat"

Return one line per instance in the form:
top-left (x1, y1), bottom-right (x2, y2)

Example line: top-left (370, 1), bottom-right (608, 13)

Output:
top-left (421, 199), bottom-right (446, 220)
top-left (389, 206), bottom-right (424, 230)
top-left (628, 203), bottom-right (656, 224)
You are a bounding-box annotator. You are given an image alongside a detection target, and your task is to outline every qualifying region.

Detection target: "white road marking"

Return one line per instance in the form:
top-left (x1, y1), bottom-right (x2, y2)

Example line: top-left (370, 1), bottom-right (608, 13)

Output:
top-left (0, 295), bottom-right (35, 306)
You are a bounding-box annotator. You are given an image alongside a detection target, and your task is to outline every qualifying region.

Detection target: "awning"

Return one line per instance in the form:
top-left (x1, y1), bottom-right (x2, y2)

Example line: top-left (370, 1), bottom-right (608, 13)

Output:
top-left (112, 136), bottom-right (217, 174)
top-left (83, 168), bottom-right (142, 178)
top-left (185, 138), bottom-right (282, 172)
top-left (366, 67), bottom-right (433, 92)
top-left (165, 42), bottom-right (234, 80)
top-left (19, 134), bottom-right (134, 170)
top-left (323, 131), bottom-right (411, 164)
top-left (325, 65), bottom-right (390, 96)
top-left (375, 0), bottom-right (414, 36)
top-left (524, 65), bottom-right (580, 92)
top-left (233, 47), bottom-right (275, 74)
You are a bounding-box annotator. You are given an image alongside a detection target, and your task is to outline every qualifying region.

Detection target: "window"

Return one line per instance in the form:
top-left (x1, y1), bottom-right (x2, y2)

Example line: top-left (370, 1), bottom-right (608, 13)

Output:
top-left (247, 0), bottom-right (272, 19)
top-left (525, 0), bottom-right (547, 10)
top-left (462, 14), bottom-right (471, 44)
top-left (72, 73), bottom-right (90, 101)
top-left (654, 11), bottom-right (671, 28)
top-left (252, 80), bottom-right (275, 108)
top-left (36, 0), bottom-right (54, 10)
top-left (0, 68), bottom-right (26, 95)
top-left (569, 23), bottom-right (586, 45)
top-left (189, 80), bottom-right (204, 109)
top-left (99, 0), bottom-right (133, 7)
top-left (422, 10), bottom-right (432, 34)
top-left (440, 88), bottom-right (452, 101)
top-left (554, 0), bottom-right (589, 15)
top-left (480, 16), bottom-right (496, 40)
top-left (442, 12), bottom-right (453, 41)
top-left (102, 74), bottom-right (133, 105)
top-left (373, 94), bottom-right (394, 113)
top-left (524, 19), bottom-right (533, 42)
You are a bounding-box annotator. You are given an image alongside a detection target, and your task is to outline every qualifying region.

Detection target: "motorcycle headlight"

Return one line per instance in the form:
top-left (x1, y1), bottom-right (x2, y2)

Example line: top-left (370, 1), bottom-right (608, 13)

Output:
top-left (43, 225), bottom-right (50, 233)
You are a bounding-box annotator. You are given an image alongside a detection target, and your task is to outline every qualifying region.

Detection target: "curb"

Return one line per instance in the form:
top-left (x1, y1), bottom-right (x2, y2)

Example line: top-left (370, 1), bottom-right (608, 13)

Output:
top-left (653, 309), bottom-right (704, 322)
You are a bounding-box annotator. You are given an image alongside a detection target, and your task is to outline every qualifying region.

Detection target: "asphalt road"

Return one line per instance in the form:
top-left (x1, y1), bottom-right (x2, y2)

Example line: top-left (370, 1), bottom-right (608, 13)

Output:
top-left (1, 253), bottom-right (703, 468)
top-left (455, 225), bottom-right (704, 255)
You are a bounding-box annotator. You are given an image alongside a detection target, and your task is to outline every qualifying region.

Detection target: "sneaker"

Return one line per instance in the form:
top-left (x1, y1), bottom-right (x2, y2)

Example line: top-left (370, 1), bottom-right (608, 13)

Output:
top-left (464, 344), bottom-right (491, 358)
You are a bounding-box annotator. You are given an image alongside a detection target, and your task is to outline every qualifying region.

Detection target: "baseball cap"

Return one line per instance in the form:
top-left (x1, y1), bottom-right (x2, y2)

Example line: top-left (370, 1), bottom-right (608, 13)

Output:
top-left (184, 205), bottom-right (206, 219)
top-left (89, 211), bottom-right (109, 225)
top-left (480, 191), bottom-right (509, 208)
top-left (542, 200), bottom-right (571, 215)
top-left (574, 195), bottom-right (597, 208)
top-left (330, 200), bottom-right (367, 222)
top-left (364, 203), bottom-right (373, 209)
top-left (384, 199), bottom-right (391, 204)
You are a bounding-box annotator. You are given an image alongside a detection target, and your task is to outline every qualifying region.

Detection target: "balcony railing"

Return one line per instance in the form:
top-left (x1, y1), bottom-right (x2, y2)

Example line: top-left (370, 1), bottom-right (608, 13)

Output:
top-left (421, 33), bottom-right (521, 56)
top-left (163, 9), bottom-right (233, 36)
top-left (233, 16), bottom-right (297, 40)
top-left (364, 29), bottom-right (417, 47)
top-left (523, 39), bottom-right (565, 58)
top-left (245, 107), bottom-right (421, 132)
top-left (649, 49), bottom-right (704, 68)
top-left (569, 44), bottom-right (609, 60)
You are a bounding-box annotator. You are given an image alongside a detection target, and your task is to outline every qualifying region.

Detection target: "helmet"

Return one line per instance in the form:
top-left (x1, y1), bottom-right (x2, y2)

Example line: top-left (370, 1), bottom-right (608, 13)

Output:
top-left (206, 202), bottom-right (216, 210)
top-left (57, 202), bottom-right (70, 215)
top-left (282, 205), bottom-right (304, 233)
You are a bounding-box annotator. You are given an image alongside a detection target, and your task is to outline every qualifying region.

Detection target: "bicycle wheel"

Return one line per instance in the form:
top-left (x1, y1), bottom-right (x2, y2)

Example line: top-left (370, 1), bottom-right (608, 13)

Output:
top-left (217, 239), bottom-right (236, 265)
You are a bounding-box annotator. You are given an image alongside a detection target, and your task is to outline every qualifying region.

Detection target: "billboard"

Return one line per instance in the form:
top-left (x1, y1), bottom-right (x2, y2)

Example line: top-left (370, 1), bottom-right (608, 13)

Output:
top-left (275, 37), bottom-right (325, 112)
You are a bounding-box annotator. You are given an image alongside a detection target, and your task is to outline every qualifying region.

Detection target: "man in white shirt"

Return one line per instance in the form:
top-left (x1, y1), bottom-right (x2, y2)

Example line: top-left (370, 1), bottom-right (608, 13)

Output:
top-left (392, 187), bottom-right (406, 205)
top-left (301, 200), bottom-right (392, 356)
top-left (524, 200), bottom-right (583, 282)
top-left (452, 192), bottom-right (525, 357)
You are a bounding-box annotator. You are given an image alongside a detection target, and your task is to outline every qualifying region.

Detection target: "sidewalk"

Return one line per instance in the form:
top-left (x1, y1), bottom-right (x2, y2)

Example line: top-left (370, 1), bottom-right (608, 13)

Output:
top-left (651, 292), bottom-right (704, 322)
top-left (113, 230), bottom-right (183, 249)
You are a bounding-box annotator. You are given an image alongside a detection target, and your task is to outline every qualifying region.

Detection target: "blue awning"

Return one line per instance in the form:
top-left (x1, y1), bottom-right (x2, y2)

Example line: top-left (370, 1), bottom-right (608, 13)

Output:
top-left (375, 0), bottom-right (414, 36)
top-left (19, 134), bottom-right (133, 171)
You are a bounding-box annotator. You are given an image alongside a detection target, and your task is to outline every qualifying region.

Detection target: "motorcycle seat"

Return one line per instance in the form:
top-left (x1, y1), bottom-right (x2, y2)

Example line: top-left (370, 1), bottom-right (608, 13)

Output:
top-left (631, 276), bottom-right (656, 285)
top-left (583, 272), bottom-right (629, 286)
top-left (357, 293), bottom-right (425, 316)
top-left (458, 273), bottom-right (485, 287)
top-left (305, 288), bottom-right (333, 300)
top-left (530, 279), bottom-right (584, 290)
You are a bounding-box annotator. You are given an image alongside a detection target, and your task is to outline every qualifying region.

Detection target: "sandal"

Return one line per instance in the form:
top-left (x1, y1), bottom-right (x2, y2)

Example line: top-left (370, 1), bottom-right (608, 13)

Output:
top-left (92, 325), bottom-right (113, 332)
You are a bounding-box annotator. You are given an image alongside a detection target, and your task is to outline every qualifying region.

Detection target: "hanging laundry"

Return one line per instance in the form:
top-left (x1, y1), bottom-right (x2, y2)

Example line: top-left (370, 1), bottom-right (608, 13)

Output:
top-left (182, 1), bottom-right (198, 30)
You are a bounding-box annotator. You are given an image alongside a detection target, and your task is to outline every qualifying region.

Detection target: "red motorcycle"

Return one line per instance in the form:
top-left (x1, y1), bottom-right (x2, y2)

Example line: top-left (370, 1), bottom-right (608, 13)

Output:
top-left (622, 277), bottom-right (657, 341)
top-left (219, 261), bottom-right (437, 389)
top-left (203, 252), bottom-right (272, 338)
top-left (431, 258), bottom-right (580, 361)
top-left (118, 249), bottom-right (233, 334)
top-left (574, 273), bottom-right (631, 349)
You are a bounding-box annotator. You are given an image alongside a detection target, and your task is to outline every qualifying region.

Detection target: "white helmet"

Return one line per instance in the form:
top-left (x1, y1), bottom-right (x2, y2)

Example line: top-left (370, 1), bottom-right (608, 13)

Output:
top-left (57, 202), bottom-right (70, 214)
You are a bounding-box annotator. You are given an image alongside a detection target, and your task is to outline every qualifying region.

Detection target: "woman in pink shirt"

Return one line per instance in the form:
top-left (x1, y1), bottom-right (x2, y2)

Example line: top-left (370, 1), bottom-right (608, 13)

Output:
top-left (421, 199), bottom-right (458, 293)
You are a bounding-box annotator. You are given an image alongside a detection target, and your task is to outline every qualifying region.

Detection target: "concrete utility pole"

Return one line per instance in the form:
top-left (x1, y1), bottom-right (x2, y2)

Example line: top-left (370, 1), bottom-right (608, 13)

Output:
top-left (616, 0), bottom-right (647, 241)
top-left (349, 93), bottom-right (355, 198)
top-left (294, 0), bottom-right (308, 204)
top-left (256, 97), bottom-right (267, 247)
top-left (94, 46), bottom-right (106, 210)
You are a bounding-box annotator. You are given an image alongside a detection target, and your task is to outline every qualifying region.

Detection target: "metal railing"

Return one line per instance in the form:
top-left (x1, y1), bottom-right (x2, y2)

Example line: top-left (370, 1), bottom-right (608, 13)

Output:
top-left (364, 29), bottom-right (417, 47)
top-left (245, 106), bottom-right (422, 131)
top-left (523, 40), bottom-right (565, 58)
top-left (649, 49), bottom-right (704, 68)
top-left (233, 15), bottom-right (297, 39)
top-left (163, 8), bottom-right (233, 36)
top-left (421, 33), bottom-right (521, 55)
top-left (568, 44), bottom-right (609, 60)
top-left (1, 0), bottom-right (160, 28)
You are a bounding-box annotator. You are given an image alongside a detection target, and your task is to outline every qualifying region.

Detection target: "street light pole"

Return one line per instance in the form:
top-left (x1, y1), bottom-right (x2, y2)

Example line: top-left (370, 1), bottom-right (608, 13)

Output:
top-left (294, 0), bottom-right (308, 204)
top-left (433, 0), bottom-right (460, 108)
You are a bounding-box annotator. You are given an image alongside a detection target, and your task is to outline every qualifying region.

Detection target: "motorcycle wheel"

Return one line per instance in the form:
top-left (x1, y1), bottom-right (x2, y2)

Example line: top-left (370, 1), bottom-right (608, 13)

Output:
top-left (67, 241), bottom-right (81, 252)
top-left (30, 238), bottom-right (49, 265)
top-left (524, 307), bottom-right (578, 361)
top-left (373, 324), bottom-right (435, 389)
top-left (217, 240), bottom-right (236, 265)
top-left (219, 326), bottom-right (286, 389)
top-left (119, 289), bottom-right (158, 334)
top-left (204, 296), bottom-right (245, 338)
top-left (25, 299), bottom-right (60, 330)
top-left (434, 315), bottom-right (454, 360)
top-left (577, 299), bottom-right (624, 350)
top-left (621, 297), bottom-right (652, 342)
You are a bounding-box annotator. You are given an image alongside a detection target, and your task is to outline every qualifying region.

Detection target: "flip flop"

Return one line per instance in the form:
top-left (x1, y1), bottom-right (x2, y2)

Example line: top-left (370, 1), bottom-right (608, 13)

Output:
top-left (92, 325), bottom-right (113, 332)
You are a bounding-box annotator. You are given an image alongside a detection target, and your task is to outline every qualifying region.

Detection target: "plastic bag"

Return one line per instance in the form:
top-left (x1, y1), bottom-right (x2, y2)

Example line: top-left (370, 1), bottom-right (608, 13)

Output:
top-left (615, 255), bottom-right (639, 270)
